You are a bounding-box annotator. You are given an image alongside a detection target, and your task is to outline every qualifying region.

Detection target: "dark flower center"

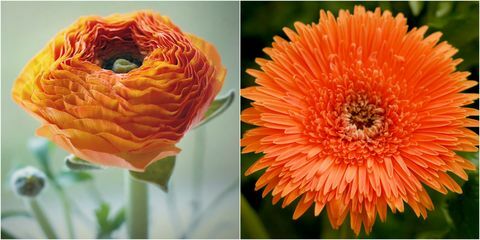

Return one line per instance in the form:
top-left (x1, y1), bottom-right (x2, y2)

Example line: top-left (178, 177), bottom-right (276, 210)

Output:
top-left (347, 104), bottom-right (378, 129)
top-left (340, 96), bottom-right (385, 140)
top-left (92, 33), bottom-right (145, 73)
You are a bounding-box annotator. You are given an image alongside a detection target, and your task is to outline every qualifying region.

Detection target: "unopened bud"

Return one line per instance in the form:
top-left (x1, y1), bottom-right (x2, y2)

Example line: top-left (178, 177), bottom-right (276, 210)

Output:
top-left (11, 166), bottom-right (46, 198)
top-left (65, 154), bottom-right (101, 170)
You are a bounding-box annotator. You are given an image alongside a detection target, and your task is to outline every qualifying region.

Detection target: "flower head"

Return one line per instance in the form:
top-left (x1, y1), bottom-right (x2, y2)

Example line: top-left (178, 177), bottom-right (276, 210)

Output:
top-left (242, 6), bottom-right (478, 235)
top-left (11, 166), bottom-right (47, 198)
top-left (13, 11), bottom-right (226, 171)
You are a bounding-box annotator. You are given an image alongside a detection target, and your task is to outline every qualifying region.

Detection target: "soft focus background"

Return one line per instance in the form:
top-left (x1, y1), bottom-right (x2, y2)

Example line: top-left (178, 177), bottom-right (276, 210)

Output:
top-left (241, 1), bottom-right (479, 239)
top-left (1, 1), bottom-right (239, 239)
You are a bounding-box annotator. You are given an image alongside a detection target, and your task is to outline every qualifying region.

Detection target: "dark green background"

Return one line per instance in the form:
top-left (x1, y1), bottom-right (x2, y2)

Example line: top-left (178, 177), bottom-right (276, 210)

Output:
top-left (241, 1), bottom-right (479, 239)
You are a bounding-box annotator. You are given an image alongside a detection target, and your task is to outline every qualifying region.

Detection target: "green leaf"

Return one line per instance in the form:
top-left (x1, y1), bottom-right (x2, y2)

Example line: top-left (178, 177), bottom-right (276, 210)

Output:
top-left (408, 1), bottom-right (425, 16)
top-left (57, 171), bottom-right (93, 185)
top-left (446, 172), bottom-right (479, 238)
top-left (416, 229), bottom-right (450, 238)
top-left (456, 151), bottom-right (479, 166)
top-left (321, 221), bottom-right (355, 238)
top-left (378, 2), bottom-right (392, 11)
top-left (94, 203), bottom-right (126, 239)
top-left (435, 1), bottom-right (453, 17)
top-left (27, 137), bottom-right (55, 180)
top-left (1, 210), bottom-right (32, 219)
top-left (428, 2), bottom-right (479, 48)
top-left (130, 156), bottom-right (175, 192)
top-left (95, 203), bottom-right (110, 230)
top-left (241, 195), bottom-right (270, 239)
top-left (195, 90), bottom-right (235, 128)
top-left (64, 154), bottom-right (102, 171)
top-left (413, 201), bottom-right (452, 238)
top-left (109, 208), bottom-right (126, 233)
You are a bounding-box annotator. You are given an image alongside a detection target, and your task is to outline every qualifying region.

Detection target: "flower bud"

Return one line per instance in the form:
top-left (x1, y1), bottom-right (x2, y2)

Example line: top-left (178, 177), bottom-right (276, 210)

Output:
top-left (11, 166), bottom-right (46, 198)
top-left (112, 58), bottom-right (138, 73)
top-left (65, 154), bottom-right (102, 170)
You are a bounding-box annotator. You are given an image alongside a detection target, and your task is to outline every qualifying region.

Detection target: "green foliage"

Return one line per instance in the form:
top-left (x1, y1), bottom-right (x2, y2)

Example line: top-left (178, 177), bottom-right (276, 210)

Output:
top-left (22, 138), bottom-right (97, 238)
top-left (130, 156), bottom-right (176, 192)
top-left (408, 1), bottom-right (425, 16)
top-left (240, 152), bottom-right (264, 183)
top-left (457, 151), bottom-right (479, 166)
top-left (95, 203), bottom-right (126, 239)
top-left (419, 1), bottom-right (479, 71)
top-left (446, 172), bottom-right (479, 238)
top-left (26, 139), bottom-right (99, 187)
top-left (257, 199), bottom-right (302, 238)
top-left (435, 2), bottom-right (453, 17)
top-left (241, 1), bottom-right (479, 239)
top-left (241, 195), bottom-right (269, 239)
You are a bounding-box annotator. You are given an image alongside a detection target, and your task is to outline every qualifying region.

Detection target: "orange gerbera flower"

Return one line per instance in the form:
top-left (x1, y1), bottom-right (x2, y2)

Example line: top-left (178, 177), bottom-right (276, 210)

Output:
top-left (13, 11), bottom-right (226, 171)
top-left (242, 6), bottom-right (478, 235)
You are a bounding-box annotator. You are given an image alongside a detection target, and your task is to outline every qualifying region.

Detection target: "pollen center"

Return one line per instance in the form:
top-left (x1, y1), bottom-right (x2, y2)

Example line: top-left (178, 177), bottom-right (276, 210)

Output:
top-left (101, 55), bottom-right (143, 73)
top-left (340, 96), bottom-right (384, 140)
top-left (111, 58), bottom-right (139, 73)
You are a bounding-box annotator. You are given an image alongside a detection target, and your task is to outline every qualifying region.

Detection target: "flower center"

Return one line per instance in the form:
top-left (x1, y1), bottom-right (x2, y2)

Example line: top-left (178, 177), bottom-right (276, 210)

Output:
top-left (102, 56), bottom-right (142, 73)
top-left (111, 58), bottom-right (138, 73)
top-left (340, 98), bottom-right (384, 140)
top-left (91, 34), bottom-right (145, 73)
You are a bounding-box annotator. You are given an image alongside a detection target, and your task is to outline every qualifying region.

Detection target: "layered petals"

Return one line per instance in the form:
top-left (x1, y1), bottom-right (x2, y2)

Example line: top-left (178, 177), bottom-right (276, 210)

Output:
top-left (13, 11), bottom-right (226, 171)
top-left (242, 6), bottom-right (478, 235)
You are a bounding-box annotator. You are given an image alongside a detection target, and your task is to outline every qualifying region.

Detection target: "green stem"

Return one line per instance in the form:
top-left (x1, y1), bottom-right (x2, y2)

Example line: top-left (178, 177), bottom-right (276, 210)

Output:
top-left (240, 194), bottom-right (269, 239)
top-left (125, 172), bottom-right (149, 239)
top-left (192, 127), bottom-right (207, 216)
top-left (56, 188), bottom-right (75, 238)
top-left (26, 198), bottom-right (57, 239)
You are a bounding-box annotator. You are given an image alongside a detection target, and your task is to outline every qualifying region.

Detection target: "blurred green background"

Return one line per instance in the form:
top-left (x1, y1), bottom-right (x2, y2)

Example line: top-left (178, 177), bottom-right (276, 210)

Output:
top-left (1, 1), bottom-right (239, 239)
top-left (241, 1), bottom-right (479, 239)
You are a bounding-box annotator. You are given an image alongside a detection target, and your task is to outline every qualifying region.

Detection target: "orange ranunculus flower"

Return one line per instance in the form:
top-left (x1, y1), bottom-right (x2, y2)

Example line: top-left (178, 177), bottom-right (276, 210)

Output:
top-left (242, 6), bottom-right (478, 235)
top-left (12, 11), bottom-right (226, 171)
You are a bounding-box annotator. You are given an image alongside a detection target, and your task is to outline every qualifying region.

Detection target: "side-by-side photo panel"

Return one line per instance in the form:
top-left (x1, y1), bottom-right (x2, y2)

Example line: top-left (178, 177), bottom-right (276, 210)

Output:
top-left (1, 1), bottom-right (240, 239)
top-left (241, 1), bottom-right (479, 239)
top-left (1, 1), bottom-right (479, 240)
